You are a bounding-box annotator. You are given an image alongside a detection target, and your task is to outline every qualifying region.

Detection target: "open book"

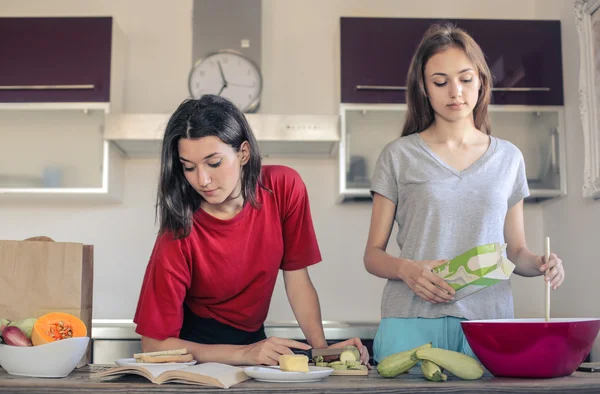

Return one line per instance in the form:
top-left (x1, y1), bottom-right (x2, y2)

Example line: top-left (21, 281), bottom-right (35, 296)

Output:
top-left (91, 362), bottom-right (251, 388)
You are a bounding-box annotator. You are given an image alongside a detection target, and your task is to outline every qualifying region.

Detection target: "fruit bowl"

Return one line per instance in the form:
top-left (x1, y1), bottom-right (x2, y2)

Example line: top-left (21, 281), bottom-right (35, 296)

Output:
top-left (461, 318), bottom-right (600, 378)
top-left (0, 337), bottom-right (90, 378)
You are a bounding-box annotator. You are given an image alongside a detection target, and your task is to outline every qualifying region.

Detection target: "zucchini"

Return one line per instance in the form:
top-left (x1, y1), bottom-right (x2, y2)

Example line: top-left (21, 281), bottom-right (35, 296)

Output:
top-left (414, 348), bottom-right (484, 380)
top-left (345, 360), bottom-right (362, 370)
top-left (340, 345), bottom-right (360, 363)
top-left (420, 359), bottom-right (447, 382)
top-left (376, 342), bottom-right (432, 378)
top-left (313, 355), bottom-right (324, 364)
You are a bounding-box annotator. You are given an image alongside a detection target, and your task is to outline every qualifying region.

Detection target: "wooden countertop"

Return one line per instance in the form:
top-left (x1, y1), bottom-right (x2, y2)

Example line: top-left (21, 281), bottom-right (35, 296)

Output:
top-left (1, 365), bottom-right (599, 393)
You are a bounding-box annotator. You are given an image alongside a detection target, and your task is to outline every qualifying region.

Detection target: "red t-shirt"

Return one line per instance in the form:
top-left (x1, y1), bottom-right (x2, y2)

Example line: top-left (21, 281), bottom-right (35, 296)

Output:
top-left (133, 165), bottom-right (322, 340)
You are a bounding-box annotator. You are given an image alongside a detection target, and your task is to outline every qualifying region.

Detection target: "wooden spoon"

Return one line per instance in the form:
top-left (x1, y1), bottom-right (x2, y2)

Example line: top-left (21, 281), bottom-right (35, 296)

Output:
top-left (545, 236), bottom-right (551, 322)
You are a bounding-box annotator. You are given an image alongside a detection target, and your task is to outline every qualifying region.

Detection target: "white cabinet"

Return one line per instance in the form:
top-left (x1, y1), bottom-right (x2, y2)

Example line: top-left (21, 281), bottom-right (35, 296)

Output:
top-left (338, 104), bottom-right (567, 203)
top-left (0, 110), bottom-right (124, 203)
top-left (0, 16), bottom-right (126, 203)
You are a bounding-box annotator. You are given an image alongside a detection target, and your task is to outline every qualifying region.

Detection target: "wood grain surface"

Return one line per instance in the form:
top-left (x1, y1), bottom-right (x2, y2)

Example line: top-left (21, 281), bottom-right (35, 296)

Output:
top-left (0, 365), bottom-right (599, 394)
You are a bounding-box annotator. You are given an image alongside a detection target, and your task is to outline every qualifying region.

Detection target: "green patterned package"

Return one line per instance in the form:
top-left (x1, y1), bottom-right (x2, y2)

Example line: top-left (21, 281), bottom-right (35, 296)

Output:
top-left (432, 243), bottom-right (516, 301)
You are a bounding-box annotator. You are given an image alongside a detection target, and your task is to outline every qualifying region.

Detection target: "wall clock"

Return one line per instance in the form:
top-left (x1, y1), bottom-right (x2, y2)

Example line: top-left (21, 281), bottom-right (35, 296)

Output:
top-left (188, 50), bottom-right (262, 113)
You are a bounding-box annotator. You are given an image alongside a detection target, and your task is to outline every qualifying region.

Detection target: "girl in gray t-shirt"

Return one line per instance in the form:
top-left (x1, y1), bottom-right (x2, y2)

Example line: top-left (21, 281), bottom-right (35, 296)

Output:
top-left (364, 23), bottom-right (566, 363)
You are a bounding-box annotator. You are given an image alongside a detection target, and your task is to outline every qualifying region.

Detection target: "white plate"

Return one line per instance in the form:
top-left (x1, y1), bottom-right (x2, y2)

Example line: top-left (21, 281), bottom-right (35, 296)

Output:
top-left (243, 365), bottom-right (334, 383)
top-left (114, 358), bottom-right (197, 367)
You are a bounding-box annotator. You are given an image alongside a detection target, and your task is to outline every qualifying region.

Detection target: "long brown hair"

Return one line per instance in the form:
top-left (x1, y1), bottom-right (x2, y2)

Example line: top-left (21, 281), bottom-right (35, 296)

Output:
top-left (157, 95), bottom-right (264, 239)
top-left (402, 22), bottom-right (493, 137)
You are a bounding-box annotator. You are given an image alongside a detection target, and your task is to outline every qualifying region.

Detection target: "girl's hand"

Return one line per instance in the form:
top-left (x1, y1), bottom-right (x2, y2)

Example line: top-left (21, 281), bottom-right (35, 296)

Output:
top-left (539, 253), bottom-right (565, 290)
top-left (327, 337), bottom-right (370, 366)
top-left (239, 337), bottom-right (311, 366)
top-left (399, 259), bottom-right (455, 303)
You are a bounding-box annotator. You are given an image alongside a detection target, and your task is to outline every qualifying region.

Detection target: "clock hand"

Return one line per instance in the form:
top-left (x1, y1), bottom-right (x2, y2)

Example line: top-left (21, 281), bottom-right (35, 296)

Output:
top-left (217, 61), bottom-right (228, 85)
top-left (227, 82), bottom-right (255, 88)
top-left (216, 61), bottom-right (228, 96)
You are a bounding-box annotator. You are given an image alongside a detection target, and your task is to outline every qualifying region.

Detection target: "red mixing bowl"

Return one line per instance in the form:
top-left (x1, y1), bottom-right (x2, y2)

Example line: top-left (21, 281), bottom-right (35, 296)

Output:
top-left (461, 318), bottom-right (600, 378)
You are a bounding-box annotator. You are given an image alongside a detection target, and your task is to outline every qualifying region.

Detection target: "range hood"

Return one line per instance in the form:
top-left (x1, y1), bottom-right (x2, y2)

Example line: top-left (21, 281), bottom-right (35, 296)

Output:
top-left (104, 1), bottom-right (340, 158)
top-left (103, 113), bottom-right (340, 158)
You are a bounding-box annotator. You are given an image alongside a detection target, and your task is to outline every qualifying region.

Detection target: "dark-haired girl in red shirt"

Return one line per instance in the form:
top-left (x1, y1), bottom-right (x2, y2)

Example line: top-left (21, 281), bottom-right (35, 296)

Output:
top-left (134, 94), bottom-right (369, 366)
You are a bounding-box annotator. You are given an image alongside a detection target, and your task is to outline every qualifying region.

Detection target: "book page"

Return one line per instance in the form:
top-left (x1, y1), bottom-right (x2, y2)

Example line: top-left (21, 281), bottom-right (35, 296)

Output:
top-left (161, 379), bottom-right (213, 386)
top-left (142, 364), bottom-right (191, 379)
top-left (92, 363), bottom-right (189, 383)
top-left (159, 363), bottom-right (250, 388)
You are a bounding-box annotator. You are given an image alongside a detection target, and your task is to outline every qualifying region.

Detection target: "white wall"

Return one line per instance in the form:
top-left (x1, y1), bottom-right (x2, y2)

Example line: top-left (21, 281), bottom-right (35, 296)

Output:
top-left (535, 0), bottom-right (600, 360)
top-left (1, 0), bottom-right (559, 324)
top-left (534, 0), bottom-right (600, 320)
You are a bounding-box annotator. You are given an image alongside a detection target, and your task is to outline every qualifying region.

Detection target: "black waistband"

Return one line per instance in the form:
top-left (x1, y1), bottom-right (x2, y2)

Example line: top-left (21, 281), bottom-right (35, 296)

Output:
top-left (179, 303), bottom-right (266, 346)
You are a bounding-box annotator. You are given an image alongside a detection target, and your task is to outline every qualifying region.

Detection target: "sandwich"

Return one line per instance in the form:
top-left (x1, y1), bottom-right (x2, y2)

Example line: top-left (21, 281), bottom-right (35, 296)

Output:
top-left (133, 348), bottom-right (194, 363)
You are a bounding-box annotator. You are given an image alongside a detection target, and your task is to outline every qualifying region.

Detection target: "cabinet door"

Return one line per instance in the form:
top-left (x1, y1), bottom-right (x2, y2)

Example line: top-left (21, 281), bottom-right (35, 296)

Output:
top-left (340, 18), bottom-right (563, 106)
top-left (0, 17), bottom-right (112, 103)
top-left (458, 19), bottom-right (563, 106)
top-left (340, 17), bottom-right (421, 104)
top-left (339, 106), bottom-right (565, 202)
top-left (0, 110), bottom-right (105, 189)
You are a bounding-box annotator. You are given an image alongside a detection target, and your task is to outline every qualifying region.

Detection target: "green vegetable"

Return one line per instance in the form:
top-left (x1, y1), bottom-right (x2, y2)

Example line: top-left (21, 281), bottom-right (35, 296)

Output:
top-left (376, 342), bottom-right (432, 378)
top-left (345, 360), bottom-right (362, 370)
top-left (340, 345), bottom-right (360, 363)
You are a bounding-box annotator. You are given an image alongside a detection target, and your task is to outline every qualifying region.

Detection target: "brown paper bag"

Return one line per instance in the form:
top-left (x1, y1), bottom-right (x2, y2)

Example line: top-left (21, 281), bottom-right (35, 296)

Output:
top-left (0, 238), bottom-right (93, 367)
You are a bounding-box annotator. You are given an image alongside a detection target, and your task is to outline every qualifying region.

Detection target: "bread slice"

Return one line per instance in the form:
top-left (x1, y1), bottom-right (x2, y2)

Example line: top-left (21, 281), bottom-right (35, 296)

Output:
top-left (136, 353), bottom-right (194, 364)
top-left (133, 348), bottom-right (188, 358)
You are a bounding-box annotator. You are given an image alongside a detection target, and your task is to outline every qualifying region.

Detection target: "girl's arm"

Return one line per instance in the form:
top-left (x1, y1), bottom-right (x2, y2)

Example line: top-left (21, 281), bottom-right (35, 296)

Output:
top-left (283, 268), bottom-right (328, 349)
top-left (141, 336), bottom-right (249, 364)
top-left (504, 200), bottom-right (564, 289)
top-left (283, 268), bottom-right (370, 365)
top-left (363, 193), bottom-right (406, 280)
top-left (141, 335), bottom-right (311, 366)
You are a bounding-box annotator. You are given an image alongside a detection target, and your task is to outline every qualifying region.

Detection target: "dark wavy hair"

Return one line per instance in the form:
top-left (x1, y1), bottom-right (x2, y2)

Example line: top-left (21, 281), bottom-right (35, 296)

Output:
top-left (402, 22), bottom-right (493, 137)
top-left (156, 94), bottom-right (263, 239)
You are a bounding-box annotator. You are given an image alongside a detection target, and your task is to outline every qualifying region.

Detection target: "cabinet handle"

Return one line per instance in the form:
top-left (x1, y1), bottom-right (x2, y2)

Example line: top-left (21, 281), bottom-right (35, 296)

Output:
top-left (356, 85), bottom-right (550, 92)
top-left (356, 85), bottom-right (407, 91)
top-left (492, 87), bottom-right (550, 92)
top-left (550, 128), bottom-right (558, 172)
top-left (0, 84), bottom-right (95, 90)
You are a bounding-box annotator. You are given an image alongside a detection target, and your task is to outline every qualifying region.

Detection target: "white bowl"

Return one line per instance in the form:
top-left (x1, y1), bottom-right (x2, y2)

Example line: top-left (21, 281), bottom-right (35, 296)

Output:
top-left (0, 337), bottom-right (89, 378)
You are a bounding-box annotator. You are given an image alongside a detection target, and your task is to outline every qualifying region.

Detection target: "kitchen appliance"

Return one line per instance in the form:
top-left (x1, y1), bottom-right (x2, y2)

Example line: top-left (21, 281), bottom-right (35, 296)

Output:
top-left (104, 113), bottom-right (341, 158)
top-left (461, 318), bottom-right (600, 378)
top-left (104, 1), bottom-right (340, 159)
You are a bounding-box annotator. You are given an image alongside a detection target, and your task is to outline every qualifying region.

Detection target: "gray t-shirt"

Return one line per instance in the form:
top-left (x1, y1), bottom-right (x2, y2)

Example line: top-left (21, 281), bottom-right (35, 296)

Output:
top-left (370, 132), bottom-right (530, 321)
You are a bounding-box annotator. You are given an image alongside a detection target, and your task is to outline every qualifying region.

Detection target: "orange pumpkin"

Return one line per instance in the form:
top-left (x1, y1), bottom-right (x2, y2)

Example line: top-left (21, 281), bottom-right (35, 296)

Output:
top-left (31, 312), bottom-right (87, 346)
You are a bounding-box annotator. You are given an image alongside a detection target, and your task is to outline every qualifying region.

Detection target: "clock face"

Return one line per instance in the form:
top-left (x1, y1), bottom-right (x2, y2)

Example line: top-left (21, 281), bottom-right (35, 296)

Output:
top-left (188, 50), bottom-right (262, 113)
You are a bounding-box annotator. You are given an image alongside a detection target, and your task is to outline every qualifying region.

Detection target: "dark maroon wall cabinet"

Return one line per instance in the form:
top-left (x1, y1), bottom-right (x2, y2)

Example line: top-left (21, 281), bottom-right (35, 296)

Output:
top-left (340, 17), bottom-right (563, 106)
top-left (340, 18), bottom-right (419, 104)
top-left (0, 17), bottom-right (113, 103)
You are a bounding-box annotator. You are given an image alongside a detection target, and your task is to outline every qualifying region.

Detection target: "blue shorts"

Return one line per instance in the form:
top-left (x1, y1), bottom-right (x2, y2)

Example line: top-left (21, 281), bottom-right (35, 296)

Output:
top-left (373, 317), bottom-right (477, 363)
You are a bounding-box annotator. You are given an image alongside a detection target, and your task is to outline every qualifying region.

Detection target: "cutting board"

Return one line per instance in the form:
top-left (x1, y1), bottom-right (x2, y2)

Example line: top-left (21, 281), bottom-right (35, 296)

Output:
top-left (330, 369), bottom-right (369, 376)
top-left (308, 363), bottom-right (369, 376)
